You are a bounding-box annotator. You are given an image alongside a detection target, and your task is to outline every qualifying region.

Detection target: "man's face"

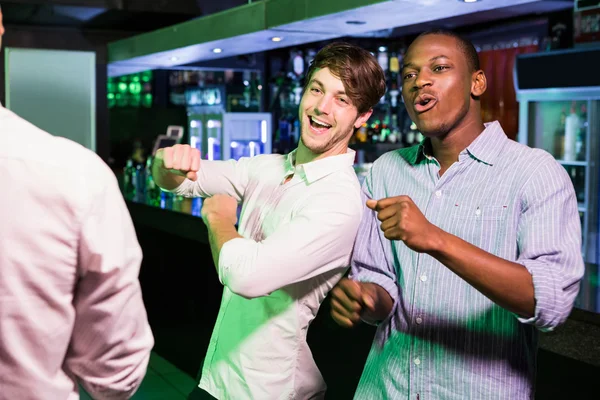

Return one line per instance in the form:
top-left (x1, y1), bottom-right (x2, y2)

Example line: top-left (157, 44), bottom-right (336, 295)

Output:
top-left (298, 67), bottom-right (371, 156)
top-left (401, 34), bottom-right (478, 138)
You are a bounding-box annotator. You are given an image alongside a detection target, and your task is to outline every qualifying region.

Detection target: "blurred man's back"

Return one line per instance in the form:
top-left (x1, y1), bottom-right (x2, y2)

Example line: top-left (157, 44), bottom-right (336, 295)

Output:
top-left (0, 105), bottom-right (153, 399)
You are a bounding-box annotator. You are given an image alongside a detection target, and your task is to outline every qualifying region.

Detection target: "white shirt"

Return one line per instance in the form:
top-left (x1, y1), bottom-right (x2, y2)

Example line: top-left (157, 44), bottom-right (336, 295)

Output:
top-left (173, 149), bottom-right (362, 399)
top-left (0, 106), bottom-right (154, 400)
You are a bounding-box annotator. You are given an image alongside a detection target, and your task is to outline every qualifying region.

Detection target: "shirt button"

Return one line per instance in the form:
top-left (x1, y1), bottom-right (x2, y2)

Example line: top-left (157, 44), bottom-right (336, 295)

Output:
top-left (475, 208), bottom-right (482, 216)
top-left (420, 275), bottom-right (428, 282)
top-left (414, 357), bottom-right (421, 365)
top-left (416, 317), bottom-right (423, 324)
top-left (435, 190), bottom-right (442, 198)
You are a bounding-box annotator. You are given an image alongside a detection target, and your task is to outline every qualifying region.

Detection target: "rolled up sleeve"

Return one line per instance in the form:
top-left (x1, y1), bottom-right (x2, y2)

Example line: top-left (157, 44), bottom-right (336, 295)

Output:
top-left (171, 156), bottom-right (253, 201)
top-left (516, 156), bottom-right (584, 331)
top-left (348, 176), bottom-right (400, 323)
top-left (217, 189), bottom-right (362, 299)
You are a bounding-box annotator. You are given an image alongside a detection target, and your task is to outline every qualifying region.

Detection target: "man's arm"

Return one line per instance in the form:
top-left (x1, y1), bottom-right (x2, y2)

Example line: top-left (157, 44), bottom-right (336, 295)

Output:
top-left (65, 166), bottom-right (153, 400)
top-left (205, 189), bottom-right (362, 299)
top-left (372, 155), bottom-right (584, 328)
top-left (428, 230), bottom-right (536, 318)
top-left (152, 144), bottom-right (251, 200)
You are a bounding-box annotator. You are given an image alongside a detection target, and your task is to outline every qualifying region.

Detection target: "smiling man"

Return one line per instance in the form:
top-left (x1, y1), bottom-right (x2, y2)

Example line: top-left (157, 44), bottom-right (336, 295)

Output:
top-left (330, 30), bottom-right (584, 399)
top-left (152, 42), bottom-right (386, 399)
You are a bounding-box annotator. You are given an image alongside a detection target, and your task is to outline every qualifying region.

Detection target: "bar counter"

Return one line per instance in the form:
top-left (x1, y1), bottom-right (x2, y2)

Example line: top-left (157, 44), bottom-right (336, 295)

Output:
top-left (126, 199), bottom-right (600, 399)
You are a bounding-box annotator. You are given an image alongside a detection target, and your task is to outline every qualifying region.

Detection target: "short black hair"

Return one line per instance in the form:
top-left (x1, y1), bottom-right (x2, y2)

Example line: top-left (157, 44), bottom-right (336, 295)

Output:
top-left (414, 29), bottom-right (480, 72)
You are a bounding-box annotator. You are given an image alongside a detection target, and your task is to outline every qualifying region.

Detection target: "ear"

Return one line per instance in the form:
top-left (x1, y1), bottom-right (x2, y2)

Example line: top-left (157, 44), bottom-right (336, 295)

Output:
top-left (354, 108), bottom-right (373, 129)
top-left (471, 70), bottom-right (487, 97)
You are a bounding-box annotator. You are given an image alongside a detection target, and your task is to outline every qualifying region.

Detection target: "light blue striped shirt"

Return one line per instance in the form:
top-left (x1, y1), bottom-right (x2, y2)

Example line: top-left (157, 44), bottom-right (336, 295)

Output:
top-left (350, 121), bottom-right (584, 400)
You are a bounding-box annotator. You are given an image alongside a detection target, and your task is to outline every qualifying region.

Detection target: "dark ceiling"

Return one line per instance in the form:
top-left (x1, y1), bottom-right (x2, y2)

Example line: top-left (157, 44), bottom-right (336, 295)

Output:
top-left (0, 0), bottom-right (250, 32)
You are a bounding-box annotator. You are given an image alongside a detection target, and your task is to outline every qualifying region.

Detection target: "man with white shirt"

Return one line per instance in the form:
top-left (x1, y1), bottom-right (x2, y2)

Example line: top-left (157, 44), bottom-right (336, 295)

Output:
top-left (0, 7), bottom-right (153, 399)
top-left (152, 42), bottom-right (386, 399)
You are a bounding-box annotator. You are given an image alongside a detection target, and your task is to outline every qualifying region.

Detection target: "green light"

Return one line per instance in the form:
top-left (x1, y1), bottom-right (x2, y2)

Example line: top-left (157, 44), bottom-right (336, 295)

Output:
top-left (118, 82), bottom-right (128, 93)
top-left (107, 93), bottom-right (115, 108)
top-left (131, 74), bottom-right (140, 83)
top-left (129, 94), bottom-right (141, 107)
top-left (142, 93), bottom-right (153, 108)
top-left (141, 70), bottom-right (152, 82)
top-left (115, 93), bottom-right (127, 107)
top-left (129, 82), bottom-right (142, 94)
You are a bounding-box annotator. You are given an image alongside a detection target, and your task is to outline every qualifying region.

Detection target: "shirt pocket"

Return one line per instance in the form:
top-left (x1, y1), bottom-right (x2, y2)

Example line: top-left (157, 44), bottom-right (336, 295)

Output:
top-left (450, 202), bottom-right (509, 253)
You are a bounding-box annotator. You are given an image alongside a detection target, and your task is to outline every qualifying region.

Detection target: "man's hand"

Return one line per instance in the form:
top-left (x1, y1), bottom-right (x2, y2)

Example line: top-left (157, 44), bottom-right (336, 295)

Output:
top-left (201, 195), bottom-right (238, 226)
top-left (330, 278), bottom-right (391, 328)
top-left (366, 196), bottom-right (442, 253)
top-left (155, 144), bottom-right (201, 182)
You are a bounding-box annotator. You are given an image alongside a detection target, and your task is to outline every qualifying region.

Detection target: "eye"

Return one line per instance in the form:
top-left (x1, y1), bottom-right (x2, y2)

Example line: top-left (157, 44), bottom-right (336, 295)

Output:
top-left (403, 72), bottom-right (416, 80)
top-left (338, 97), bottom-right (348, 104)
top-left (433, 65), bottom-right (450, 72)
top-left (310, 87), bottom-right (322, 94)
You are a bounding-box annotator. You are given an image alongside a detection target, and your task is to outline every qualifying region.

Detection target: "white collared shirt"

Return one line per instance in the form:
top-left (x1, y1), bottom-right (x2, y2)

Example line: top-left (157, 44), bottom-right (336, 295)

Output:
top-left (0, 106), bottom-right (153, 400)
top-left (172, 149), bottom-right (362, 399)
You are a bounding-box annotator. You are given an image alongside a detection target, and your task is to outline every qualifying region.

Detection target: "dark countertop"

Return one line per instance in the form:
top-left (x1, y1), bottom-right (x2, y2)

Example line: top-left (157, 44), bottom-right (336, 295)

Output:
top-left (126, 198), bottom-right (208, 244)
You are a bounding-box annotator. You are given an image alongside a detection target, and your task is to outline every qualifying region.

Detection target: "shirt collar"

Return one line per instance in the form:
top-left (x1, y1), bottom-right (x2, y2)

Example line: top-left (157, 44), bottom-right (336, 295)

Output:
top-left (284, 148), bottom-right (356, 184)
top-left (463, 121), bottom-right (508, 166)
top-left (412, 120), bottom-right (507, 166)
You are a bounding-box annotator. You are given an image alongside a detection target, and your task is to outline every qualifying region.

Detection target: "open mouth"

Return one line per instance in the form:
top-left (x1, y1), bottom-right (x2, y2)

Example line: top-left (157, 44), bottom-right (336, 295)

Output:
top-left (414, 94), bottom-right (437, 113)
top-left (308, 116), bottom-right (333, 135)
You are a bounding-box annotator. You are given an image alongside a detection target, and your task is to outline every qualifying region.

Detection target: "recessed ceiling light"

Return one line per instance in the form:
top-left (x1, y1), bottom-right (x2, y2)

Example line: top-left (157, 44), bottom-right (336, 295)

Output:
top-left (170, 56), bottom-right (179, 62)
top-left (346, 20), bottom-right (366, 25)
top-left (212, 48), bottom-right (223, 54)
top-left (379, 46), bottom-right (387, 52)
top-left (271, 36), bottom-right (283, 42)
top-left (461, 0), bottom-right (480, 3)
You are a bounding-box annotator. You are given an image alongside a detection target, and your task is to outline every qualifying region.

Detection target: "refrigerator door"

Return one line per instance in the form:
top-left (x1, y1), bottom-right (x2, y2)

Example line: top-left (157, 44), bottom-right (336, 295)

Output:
top-left (520, 96), bottom-right (599, 312)
top-left (222, 113), bottom-right (272, 161)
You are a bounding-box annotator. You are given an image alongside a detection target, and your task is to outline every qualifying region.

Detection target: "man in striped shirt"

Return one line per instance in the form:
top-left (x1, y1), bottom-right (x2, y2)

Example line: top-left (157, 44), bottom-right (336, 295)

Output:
top-left (330, 30), bottom-right (584, 399)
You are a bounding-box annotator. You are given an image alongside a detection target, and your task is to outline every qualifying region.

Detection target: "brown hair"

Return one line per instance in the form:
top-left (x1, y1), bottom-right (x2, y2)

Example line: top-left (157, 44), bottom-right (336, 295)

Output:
top-left (304, 42), bottom-right (386, 115)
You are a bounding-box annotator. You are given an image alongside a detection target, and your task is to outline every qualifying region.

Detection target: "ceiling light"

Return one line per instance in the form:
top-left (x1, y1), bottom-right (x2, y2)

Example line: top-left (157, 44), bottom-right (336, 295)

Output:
top-left (271, 37), bottom-right (283, 42)
top-left (461, 0), bottom-right (480, 3)
top-left (212, 48), bottom-right (223, 54)
top-left (170, 56), bottom-right (179, 61)
top-left (346, 20), bottom-right (366, 25)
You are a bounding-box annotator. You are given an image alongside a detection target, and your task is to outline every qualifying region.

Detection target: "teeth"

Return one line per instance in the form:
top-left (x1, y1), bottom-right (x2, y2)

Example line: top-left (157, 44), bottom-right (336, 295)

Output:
top-left (311, 116), bottom-right (332, 128)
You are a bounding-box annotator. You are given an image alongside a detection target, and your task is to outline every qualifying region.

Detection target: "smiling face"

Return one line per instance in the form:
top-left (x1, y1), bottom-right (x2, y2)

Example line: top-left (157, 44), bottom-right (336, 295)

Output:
top-left (401, 34), bottom-right (486, 138)
top-left (299, 67), bottom-right (372, 157)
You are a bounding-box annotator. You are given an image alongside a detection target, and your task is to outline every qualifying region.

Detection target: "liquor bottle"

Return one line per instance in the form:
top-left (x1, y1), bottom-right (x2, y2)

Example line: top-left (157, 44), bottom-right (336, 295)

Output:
top-left (145, 156), bottom-right (161, 207)
top-left (576, 103), bottom-right (587, 161)
top-left (123, 159), bottom-right (136, 200)
top-left (355, 123), bottom-right (368, 143)
top-left (377, 47), bottom-right (389, 105)
top-left (554, 107), bottom-right (567, 158)
top-left (564, 102), bottom-right (580, 161)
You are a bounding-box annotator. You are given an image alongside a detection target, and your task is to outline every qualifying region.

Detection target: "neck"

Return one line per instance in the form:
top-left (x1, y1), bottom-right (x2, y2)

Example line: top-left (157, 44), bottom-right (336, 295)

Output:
top-left (294, 138), bottom-right (348, 166)
top-left (430, 116), bottom-right (486, 173)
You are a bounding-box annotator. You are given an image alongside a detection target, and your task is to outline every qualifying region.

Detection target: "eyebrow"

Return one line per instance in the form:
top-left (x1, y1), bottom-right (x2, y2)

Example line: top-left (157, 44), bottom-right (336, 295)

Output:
top-left (402, 55), bottom-right (451, 70)
top-left (310, 79), bottom-right (347, 96)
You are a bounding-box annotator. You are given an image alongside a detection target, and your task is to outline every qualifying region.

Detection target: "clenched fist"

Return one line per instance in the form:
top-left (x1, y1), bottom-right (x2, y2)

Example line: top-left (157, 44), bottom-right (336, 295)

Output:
top-left (201, 195), bottom-right (238, 226)
top-left (330, 278), bottom-right (392, 328)
top-left (367, 195), bottom-right (442, 253)
top-left (155, 144), bottom-right (201, 181)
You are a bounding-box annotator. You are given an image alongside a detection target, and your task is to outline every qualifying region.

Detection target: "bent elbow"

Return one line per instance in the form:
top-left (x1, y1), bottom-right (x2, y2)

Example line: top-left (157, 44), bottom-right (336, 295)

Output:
top-left (227, 276), bottom-right (272, 299)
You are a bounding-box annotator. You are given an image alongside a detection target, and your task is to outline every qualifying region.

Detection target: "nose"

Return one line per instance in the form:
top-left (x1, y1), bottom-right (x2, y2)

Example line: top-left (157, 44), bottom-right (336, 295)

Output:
top-left (414, 70), bottom-right (433, 89)
top-left (315, 94), bottom-right (333, 115)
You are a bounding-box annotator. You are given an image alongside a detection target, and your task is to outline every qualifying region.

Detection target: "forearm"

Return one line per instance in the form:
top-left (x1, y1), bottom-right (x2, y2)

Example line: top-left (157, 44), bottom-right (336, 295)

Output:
top-left (205, 215), bottom-right (242, 270)
top-left (151, 156), bottom-right (185, 190)
top-left (428, 228), bottom-right (535, 318)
